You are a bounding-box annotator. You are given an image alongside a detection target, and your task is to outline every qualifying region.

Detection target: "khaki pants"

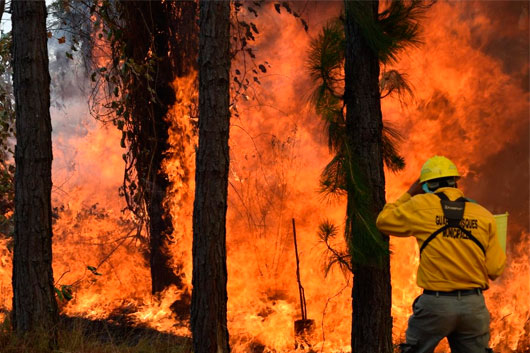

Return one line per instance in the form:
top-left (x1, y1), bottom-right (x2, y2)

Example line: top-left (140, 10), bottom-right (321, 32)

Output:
top-left (401, 292), bottom-right (491, 353)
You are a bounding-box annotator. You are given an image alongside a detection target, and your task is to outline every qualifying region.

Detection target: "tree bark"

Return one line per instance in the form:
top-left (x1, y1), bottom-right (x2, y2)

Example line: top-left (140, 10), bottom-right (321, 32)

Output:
top-left (119, 1), bottom-right (197, 301)
top-left (344, 1), bottom-right (392, 352)
top-left (11, 0), bottom-right (59, 342)
top-left (191, 1), bottom-right (231, 353)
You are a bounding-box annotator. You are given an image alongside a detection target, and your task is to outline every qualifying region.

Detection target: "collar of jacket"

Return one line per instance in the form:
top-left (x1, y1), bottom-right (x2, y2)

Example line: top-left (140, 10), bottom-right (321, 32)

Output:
top-left (433, 187), bottom-right (464, 200)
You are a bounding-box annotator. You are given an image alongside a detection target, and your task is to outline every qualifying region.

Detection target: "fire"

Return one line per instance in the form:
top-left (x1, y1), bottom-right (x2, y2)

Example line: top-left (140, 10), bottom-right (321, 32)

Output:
top-left (161, 72), bottom-right (198, 289)
top-left (0, 1), bottom-right (528, 352)
top-left (383, 2), bottom-right (529, 351)
top-left (486, 234), bottom-right (530, 351)
top-left (51, 124), bottom-right (151, 322)
top-left (0, 237), bottom-right (10, 322)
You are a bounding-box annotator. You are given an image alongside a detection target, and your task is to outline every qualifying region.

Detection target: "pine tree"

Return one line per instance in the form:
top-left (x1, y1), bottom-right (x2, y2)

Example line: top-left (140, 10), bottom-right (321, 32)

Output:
top-left (191, 1), bottom-right (231, 352)
top-left (344, 2), bottom-right (392, 350)
top-left (11, 0), bottom-right (59, 345)
top-left (308, 1), bottom-right (431, 351)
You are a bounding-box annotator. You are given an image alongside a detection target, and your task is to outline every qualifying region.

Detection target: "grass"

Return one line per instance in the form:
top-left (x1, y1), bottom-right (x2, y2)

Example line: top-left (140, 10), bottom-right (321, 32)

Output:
top-left (0, 315), bottom-right (192, 353)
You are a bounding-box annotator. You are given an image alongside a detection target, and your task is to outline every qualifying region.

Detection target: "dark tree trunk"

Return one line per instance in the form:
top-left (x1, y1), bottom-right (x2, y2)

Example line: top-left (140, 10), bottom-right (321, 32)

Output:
top-left (119, 1), bottom-right (197, 301)
top-left (191, 1), bottom-right (231, 353)
top-left (11, 0), bottom-right (59, 342)
top-left (344, 1), bottom-right (392, 352)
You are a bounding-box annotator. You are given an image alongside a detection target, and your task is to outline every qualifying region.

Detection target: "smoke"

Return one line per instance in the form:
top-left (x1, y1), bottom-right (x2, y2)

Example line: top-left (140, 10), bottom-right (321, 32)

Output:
top-left (455, 1), bottom-right (530, 243)
top-left (0, 1), bottom-right (527, 351)
top-left (238, 1), bottom-right (527, 350)
top-left (463, 1), bottom-right (529, 91)
top-left (382, 2), bottom-right (529, 349)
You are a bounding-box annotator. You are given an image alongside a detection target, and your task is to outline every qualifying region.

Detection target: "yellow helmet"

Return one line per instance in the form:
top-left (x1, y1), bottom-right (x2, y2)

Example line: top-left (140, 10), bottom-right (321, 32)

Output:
top-left (419, 156), bottom-right (460, 183)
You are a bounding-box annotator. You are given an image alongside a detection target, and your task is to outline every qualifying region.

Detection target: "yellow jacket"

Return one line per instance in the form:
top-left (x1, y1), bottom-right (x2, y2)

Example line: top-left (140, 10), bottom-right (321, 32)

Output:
top-left (376, 187), bottom-right (506, 291)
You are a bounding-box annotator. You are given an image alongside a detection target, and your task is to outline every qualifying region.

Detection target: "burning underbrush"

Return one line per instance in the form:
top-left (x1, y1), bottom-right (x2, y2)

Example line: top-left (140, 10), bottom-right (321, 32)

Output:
top-left (51, 202), bottom-right (189, 337)
top-left (0, 1), bottom-right (528, 353)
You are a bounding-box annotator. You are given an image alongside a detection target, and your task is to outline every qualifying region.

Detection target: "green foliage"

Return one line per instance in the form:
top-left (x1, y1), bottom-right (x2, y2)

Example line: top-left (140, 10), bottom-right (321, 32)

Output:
top-left (309, 2), bottom-right (430, 268)
top-left (320, 154), bottom-right (347, 196)
top-left (231, 1), bottom-right (307, 119)
top-left (0, 164), bottom-right (14, 238)
top-left (307, 20), bottom-right (346, 155)
top-left (317, 220), bottom-right (352, 277)
top-left (382, 123), bottom-right (406, 172)
top-left (272, 1), bottom-right (308, 31)
top-left (307, 18), bottom-right (408, 170)
top-left (307, 19), bottom-right (344, 98)
top-left (87, 265), bottom-right (102, 276)
top-left (55, 285), bottom-right (73, 302)
top-left (54, 263), bottom-right (106, 303)
top-left (343, 154), bottom-right (388, 266)
top-left (50, 0), bottom-right (172, 234)
top-left (345, 169), bottom-right (385, 262)
top-left (346, 0), bottom-right (433, 64)
top-left (318, 146), bottom-right (391, 266)
top-left (51, 0), bottom-right (312, 229)
top-left (0, 32), bottom-right (14, 241)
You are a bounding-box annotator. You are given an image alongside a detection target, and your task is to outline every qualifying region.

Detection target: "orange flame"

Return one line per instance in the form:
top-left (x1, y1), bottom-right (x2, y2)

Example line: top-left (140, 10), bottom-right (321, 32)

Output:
top-left (0, 2), bottom-right (527, 353)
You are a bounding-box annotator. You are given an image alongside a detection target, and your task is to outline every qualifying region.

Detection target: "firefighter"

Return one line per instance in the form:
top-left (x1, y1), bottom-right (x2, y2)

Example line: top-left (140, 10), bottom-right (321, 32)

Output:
top-left (376, 156), bottom-right (506, 353)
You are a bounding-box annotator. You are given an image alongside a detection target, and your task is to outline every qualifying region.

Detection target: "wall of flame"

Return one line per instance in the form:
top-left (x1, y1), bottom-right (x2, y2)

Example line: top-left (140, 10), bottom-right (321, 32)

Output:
top-left (0, 1), bottom-right (528, 352)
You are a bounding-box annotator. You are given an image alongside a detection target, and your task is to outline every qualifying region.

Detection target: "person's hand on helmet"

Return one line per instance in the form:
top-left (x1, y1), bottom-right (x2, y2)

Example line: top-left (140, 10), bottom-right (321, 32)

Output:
top-left (407, 179), bottom-right (424, 196)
